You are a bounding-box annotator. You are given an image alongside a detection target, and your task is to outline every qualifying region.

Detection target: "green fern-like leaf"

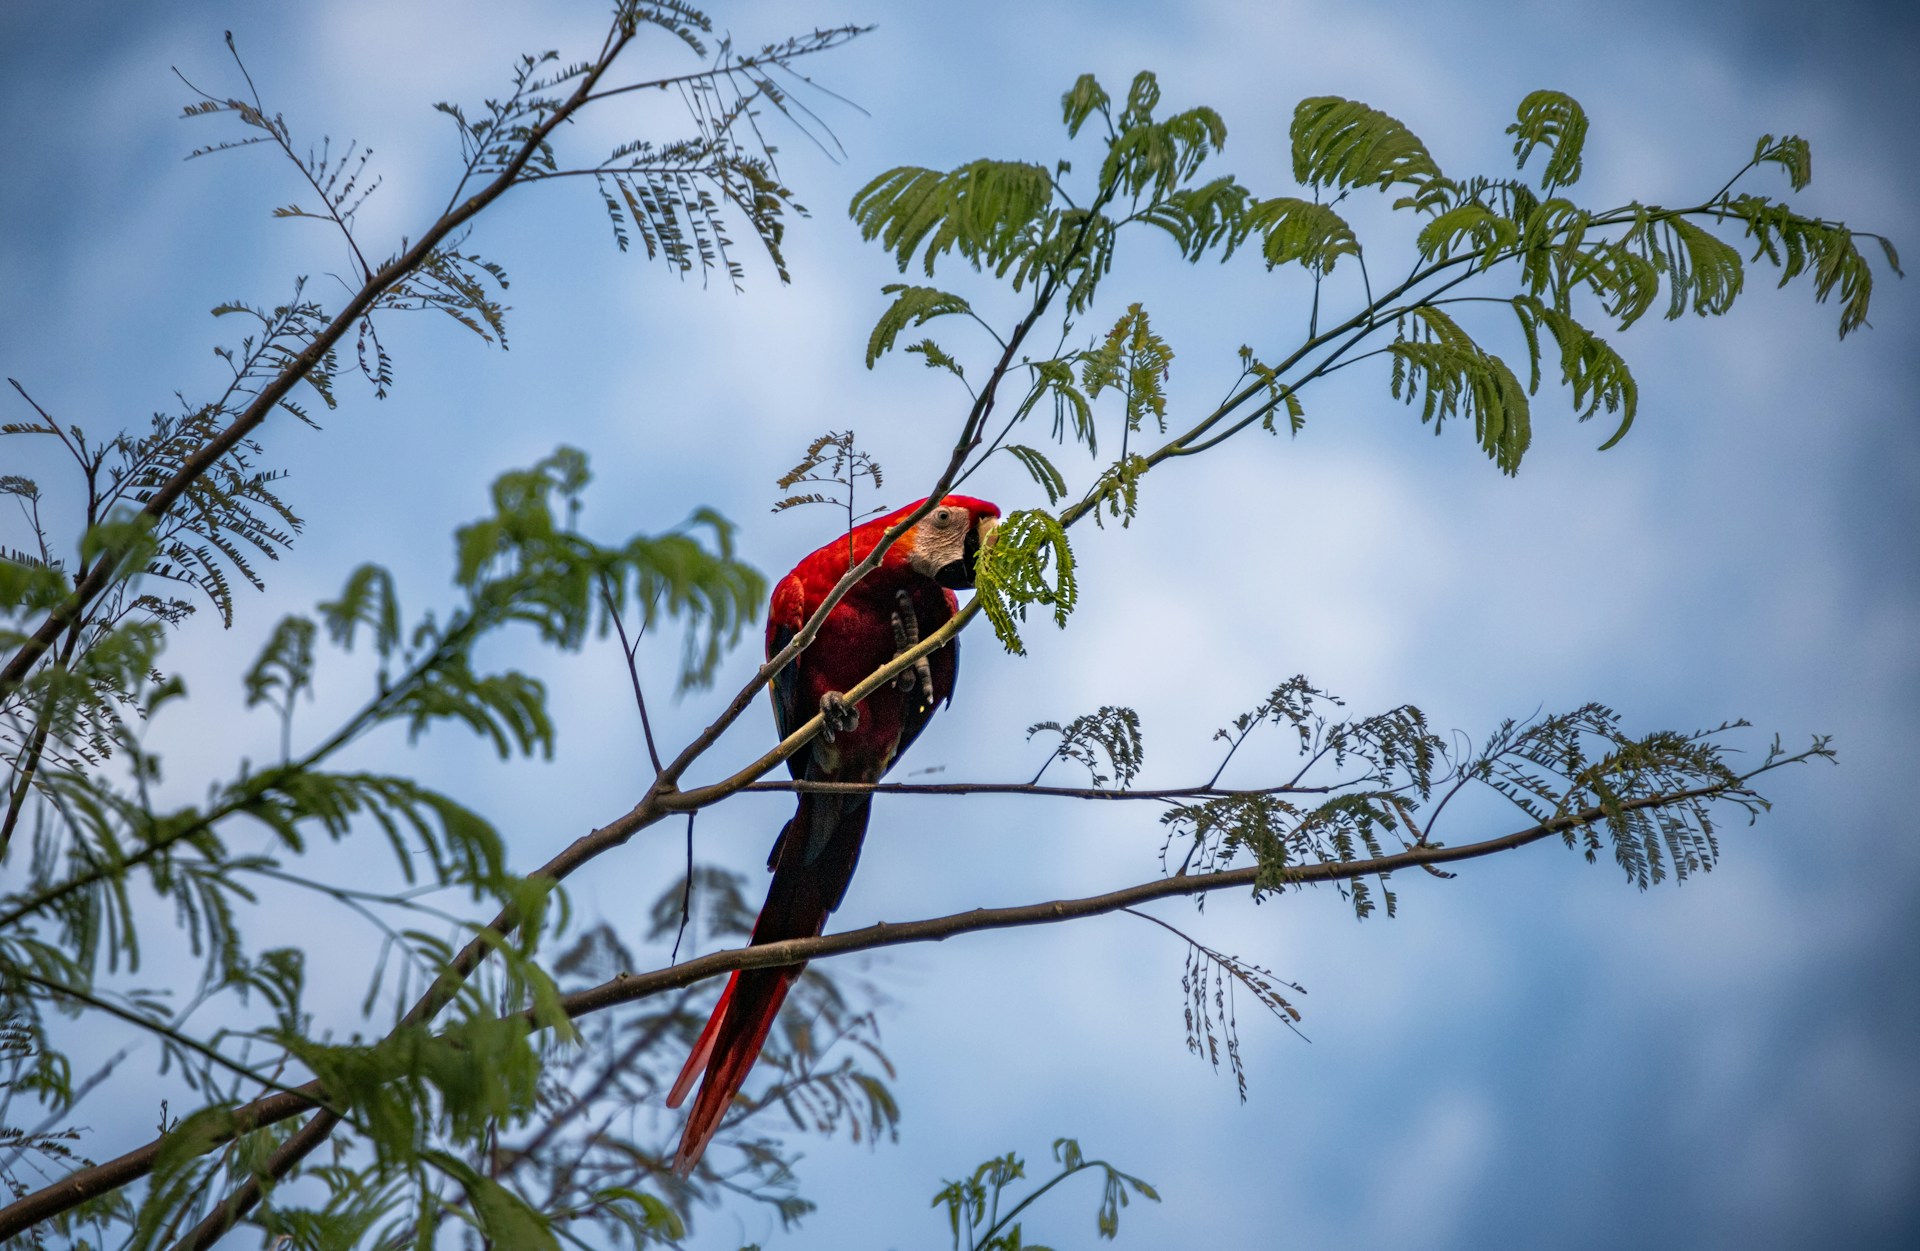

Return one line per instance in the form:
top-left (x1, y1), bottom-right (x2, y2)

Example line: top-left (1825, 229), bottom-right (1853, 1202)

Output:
top-left (1061, 72), bottom-right (1113, 138)
top-left (1507, 90), bottom-right (1588, 191)
top-left (849, 159), bottom-right (1054, 276)
top-left (1079, 303), bottom-right (1174, 438)
top-left (1004, 444), bottom-right (1069, 504)
top-left (1387, 306), bottom-right (1532, 473)
top-left (1136, 175), bottom-right (1254, 261)
top-left (1291, 96), bottom-right (1443, 194)
top-left (973, 508), bottom-right (1078, 655)
top-left (906, 338), bottom-right (966, 379)
top-left (1725, 194), bottom-right (1893, 337)
top-left (1416, 198), bottom-right (1520, 265)
top-left (1099, 74), bottom-right (1228, 203)
top-left (1509, 296), bottom-right (1639, 447)
top-left (865, 285), bottom-right (974, 367)
top-left (1245, 197), bottom-right (1360, 274)
top-left (1749, 133), bottom-right (1812, 192)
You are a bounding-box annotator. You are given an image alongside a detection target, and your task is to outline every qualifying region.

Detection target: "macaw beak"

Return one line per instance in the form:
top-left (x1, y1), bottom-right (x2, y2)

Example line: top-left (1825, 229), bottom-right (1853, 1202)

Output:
top-left (935, 515), bottom-right (997, 589)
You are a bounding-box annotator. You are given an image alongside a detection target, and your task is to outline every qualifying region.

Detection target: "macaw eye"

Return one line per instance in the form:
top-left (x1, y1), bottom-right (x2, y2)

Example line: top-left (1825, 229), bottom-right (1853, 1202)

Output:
top-left (934, 508), bottom-right (953, 526)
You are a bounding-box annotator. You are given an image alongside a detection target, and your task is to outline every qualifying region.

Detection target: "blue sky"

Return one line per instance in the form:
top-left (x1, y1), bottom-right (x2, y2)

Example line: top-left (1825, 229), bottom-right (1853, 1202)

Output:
top-left (3, 1), bottom-right (1916, 1248)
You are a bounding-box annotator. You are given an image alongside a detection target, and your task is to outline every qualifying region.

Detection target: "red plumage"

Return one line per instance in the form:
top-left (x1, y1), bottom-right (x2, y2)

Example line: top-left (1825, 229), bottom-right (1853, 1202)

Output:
top-left (667, 495), bottom-right (1000, 1175)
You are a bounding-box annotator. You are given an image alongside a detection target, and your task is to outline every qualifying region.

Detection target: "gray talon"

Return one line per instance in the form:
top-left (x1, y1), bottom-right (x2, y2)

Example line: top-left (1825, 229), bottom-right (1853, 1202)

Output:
top-left (891, 609), bottom-right (918, 691)
top-left (893, 592), bottom-right (936, 708)
top-left (820, 691), bottom-right (860, 740)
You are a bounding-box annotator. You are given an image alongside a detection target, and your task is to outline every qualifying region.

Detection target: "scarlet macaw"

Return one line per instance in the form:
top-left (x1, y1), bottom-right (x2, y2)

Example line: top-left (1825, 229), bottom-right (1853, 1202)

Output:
top-left (667, 494), bottom-right (1001, 1175)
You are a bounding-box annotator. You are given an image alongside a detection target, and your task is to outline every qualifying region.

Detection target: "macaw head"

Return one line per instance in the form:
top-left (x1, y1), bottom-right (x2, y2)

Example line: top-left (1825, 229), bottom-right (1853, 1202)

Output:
top-left (904, 495), bottom-right (1000, 589)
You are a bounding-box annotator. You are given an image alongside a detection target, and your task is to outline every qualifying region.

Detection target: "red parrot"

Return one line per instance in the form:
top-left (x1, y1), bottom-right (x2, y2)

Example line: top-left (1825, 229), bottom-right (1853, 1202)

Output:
top-left (667, 494), bottom-right (1001, 1175)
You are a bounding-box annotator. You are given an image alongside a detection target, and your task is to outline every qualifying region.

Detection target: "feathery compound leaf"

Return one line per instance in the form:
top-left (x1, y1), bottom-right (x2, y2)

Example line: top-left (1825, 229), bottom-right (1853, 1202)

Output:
top-left (317, 563), bottom-right (402, 655)
top-left (1507, 90), bottom-right (1588, 191)
top-left (973, 508), bottom-right (1078, 655)
top-left (1027, 705), bottom-right (1144, 788)
top-left (865, 284), bottom-right (974, 367)
top-left (428, 1153), bottom-right (561, 1251)
top-left (1136, 175), bottom-right (1254, 261)
top-left (1619, 209), bottom-right (1746, 321)
top-left (1099, 75), bottom-right (1229, 203)
top-left (906, 338), bottom-right (967, 379)
top-left (1061, 72), bottom-right (1113, 137)
top-left (1291, 97), bottom-right (1442, 194)
top-left (1472, 705), bottom-right (1780, 889)
top-left (1238, 346), bottom-right (1307, 435)
top-left (1079, 303), bottom-right (1174, 438)
top-left (1245, 197), bottom-right (1360, 274)
top-left (849, 159), bottom-right (1054, 276)
top-left (1509, 296), bottom-right (1639, 447)
top-left (1388, 306), bottom-right (1532, 473)
top-left (1750, 133), bottom-right (1812, 192)
top-left (1089, 453), bottom-right (1150, 528)
top-left (1004, 444), bottom-right (1069, 504)
top-left (1416, 198), bottom-right (1520, 265)
top-left (1725, 194), bottom-right (1891, 337)
top-left (243, 615), bottom-right (316, 716)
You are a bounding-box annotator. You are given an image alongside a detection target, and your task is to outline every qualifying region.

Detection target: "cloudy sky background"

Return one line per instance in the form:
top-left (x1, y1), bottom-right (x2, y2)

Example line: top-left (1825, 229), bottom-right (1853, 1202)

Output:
top-left (3, 1), bottom-right (1916, 1247)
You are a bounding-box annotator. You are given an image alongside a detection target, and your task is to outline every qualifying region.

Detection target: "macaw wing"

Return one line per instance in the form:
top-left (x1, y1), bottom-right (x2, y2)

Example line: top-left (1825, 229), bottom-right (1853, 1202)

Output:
top-left (766, 575), bottom-right (811, 781)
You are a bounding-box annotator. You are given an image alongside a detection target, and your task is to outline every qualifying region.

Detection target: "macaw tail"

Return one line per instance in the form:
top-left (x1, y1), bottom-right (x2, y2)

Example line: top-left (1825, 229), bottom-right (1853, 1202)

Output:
top-left (666, 791), bottom-right (873, 1177)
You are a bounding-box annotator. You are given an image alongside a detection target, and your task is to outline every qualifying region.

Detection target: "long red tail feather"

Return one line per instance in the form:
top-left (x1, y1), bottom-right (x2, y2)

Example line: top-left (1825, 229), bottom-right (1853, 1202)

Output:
top-left (670, 794), bottom-right (870, 1175)
top-left (666, 972), bottom-right (737, 1109)
top-left (669, 965), bottom-right (798, 1175)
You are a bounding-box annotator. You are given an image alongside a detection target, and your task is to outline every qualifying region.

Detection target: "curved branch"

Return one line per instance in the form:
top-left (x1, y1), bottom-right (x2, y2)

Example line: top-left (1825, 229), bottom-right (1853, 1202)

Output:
top-left (744, 778), bottom-right (1335, 801)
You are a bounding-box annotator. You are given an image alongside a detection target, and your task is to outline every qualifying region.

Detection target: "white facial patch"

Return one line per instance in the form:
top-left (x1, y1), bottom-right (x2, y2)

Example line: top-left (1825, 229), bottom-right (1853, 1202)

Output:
top-left (907, 505), bottom-right (969, 578)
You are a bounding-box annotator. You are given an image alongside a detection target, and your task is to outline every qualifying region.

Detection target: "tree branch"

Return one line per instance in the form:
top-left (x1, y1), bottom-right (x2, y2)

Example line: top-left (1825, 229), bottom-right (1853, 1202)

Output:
top-left (743, 779), bottom-right (1335, 801)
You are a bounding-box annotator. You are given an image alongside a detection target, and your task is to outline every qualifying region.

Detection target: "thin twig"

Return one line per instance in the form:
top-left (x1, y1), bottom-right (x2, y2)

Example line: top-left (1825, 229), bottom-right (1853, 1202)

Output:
top-left (598, 573), bottom-right (663, 775)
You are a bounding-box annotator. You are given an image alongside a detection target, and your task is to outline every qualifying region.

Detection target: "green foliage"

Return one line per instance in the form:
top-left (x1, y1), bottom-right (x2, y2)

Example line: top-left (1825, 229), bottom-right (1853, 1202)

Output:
top-left (1244, 196), bottom-right (1362, 274)
top-left (500, 875), bottom-right (900, 1240)
top-left (1750, 132), bottom-right (1813, 192)
top-left (852, 161), bottom-right (1056, 278)
top-left (1471, 705), bottom-right (1801, 888)
top-left (972, 509), bottom-right (1078, 655)
top-left (577, 17), bottom-right (831, 295)
top-left (1079, 304), bottom-right (1174, 447)
top-left (0, 441), bottom-right (780, 1242)
top-left (1027, 705), bottom-right (1144, 789)
top-left (1160, 678), bottom-right (1782, 910)
top-left (933, 1138), bottom-right (1158, 1249)
top-left (866, 285), bottom-right (977, 367)
top-left (1004, 445), bottom-right (1069, 504)
top-left (773, 430), bottom-right (887, 521)
top-left (1726, 192), bottom-right (1896, 337)
top-left (454, 447), bottom-right (764, 689)
top-left (1086, 453), bottom-right (1150, 528)
top-left (852, 70), bottom-right (1894, 525)
top-left (1509, 295), bottom-right (1638, 446)
top-left (1507, 89), bottom-right (1588, 191)
top-left (1389, 305), bottom-right (1533, 473)
top-left (1096, 73), bottom-right (1229, 205)
top-left (424, 1152), bottom-right (562, 1251)
top-left (1236, 346), bottom-right (1307, 435)
top-left (1291, 96), bottom-right (1443, 194)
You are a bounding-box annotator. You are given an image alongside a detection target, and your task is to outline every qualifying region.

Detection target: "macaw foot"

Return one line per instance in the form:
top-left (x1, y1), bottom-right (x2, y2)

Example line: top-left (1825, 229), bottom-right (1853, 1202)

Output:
top-left (891, 591), bottom-right (937, 709)
top-left (820, 691), bottom-right (860, 741)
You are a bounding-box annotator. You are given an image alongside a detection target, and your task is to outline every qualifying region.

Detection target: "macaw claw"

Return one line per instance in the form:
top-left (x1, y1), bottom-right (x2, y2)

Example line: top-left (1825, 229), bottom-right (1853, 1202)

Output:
top-left (891, 591), bottom-right (937, 709)
top-left (820, 690), bottom-right (860, 741)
